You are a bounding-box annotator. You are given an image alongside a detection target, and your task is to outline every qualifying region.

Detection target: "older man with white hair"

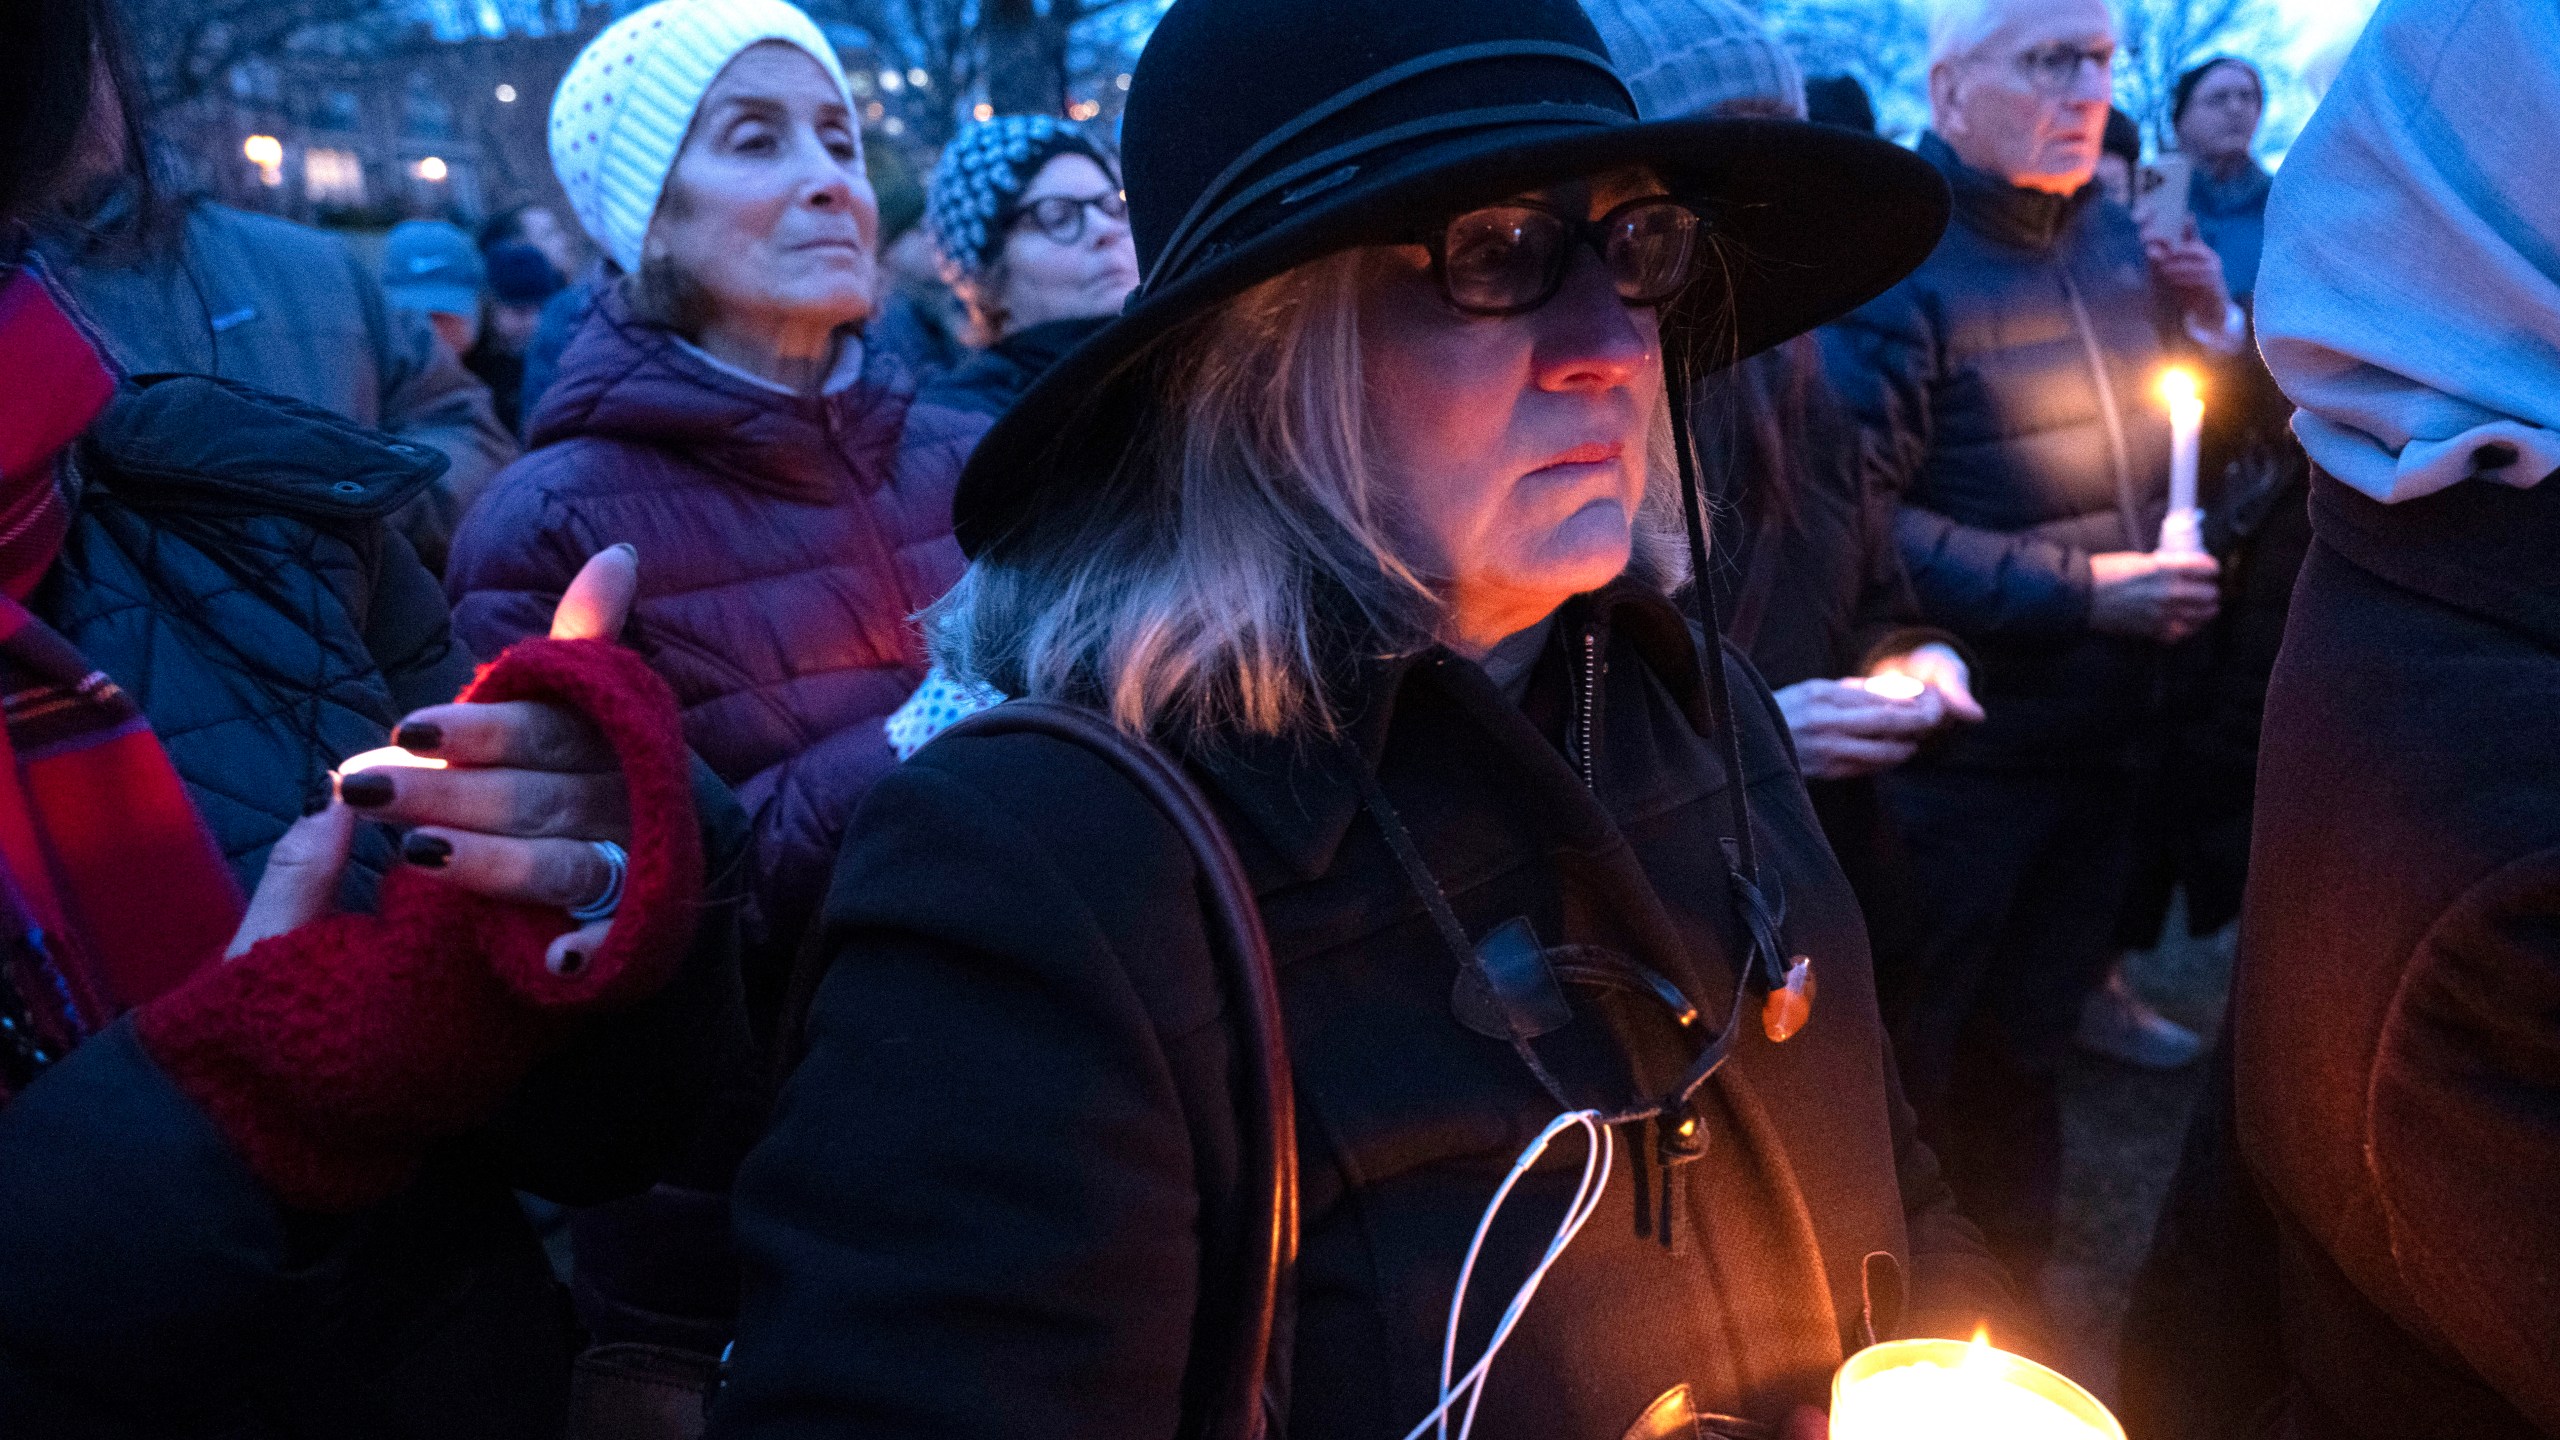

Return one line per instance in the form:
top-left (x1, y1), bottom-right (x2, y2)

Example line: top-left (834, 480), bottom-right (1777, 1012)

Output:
top-left (1817, 0), bottom-right (2242, 1285)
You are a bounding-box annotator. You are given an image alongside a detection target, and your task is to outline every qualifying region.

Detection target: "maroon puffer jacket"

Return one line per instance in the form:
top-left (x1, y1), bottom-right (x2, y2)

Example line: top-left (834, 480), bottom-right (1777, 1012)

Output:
top-left (447, 283), bottom-right (983, 964)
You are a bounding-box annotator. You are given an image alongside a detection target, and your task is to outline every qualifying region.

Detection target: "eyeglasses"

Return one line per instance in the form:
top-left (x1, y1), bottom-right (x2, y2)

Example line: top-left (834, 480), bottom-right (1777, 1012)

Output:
top-left (2011, 41), bottom-right (2116, 96)
top-left (1422, 195), bottom-right (1707, 318)
top-left (1007, 190), bottom-right (1130, 245)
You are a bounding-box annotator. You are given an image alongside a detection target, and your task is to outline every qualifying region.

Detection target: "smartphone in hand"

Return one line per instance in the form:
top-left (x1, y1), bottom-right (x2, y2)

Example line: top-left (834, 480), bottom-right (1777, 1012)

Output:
top-left (2134, 154), bottom-right (2193, 245)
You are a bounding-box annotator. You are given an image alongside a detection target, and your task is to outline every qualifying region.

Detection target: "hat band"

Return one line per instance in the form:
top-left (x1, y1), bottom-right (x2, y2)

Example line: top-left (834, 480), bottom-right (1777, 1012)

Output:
top-left (1146, 38), bottom-right (1635, 292)
top-left (1147, 101), bottom-right (1631, 292)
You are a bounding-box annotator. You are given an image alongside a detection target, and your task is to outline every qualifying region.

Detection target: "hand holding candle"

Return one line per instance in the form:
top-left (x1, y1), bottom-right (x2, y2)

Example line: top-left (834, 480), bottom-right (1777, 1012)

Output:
top-left (328, 545), bottom-right (644, 974)
top-left (2157, 366), bottom-right (2206, 557)
top-left (1861, 643), bottom-right (1984, 725)
top-left (334, 745), bottom-right (449, 781)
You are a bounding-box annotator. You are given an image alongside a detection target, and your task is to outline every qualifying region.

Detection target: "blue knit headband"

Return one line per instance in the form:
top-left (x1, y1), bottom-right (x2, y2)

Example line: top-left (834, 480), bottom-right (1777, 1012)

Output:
top-left (925, 114), bottom-right (1112, 278)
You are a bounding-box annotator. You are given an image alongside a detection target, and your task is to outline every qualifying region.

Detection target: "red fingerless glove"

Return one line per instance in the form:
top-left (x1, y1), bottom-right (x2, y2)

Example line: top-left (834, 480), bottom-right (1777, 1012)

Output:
top-left (134, 639), bottom-right (703, 1213)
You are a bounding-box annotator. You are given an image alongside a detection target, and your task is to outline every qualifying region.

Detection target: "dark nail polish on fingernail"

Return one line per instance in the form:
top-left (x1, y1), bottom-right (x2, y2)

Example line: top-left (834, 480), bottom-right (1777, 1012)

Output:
top-left (392, 721), bottom-right (442, 753)
top-left (340, 772), bottom-right (395, 808)
top-left (553, 950), bottom-right (588, 976)
top-left (402, 833), bottom-right (452, 869)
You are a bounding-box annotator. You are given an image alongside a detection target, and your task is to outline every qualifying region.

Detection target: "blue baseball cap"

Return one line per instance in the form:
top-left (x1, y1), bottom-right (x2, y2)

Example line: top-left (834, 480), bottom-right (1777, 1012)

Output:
top-left (380, 220), bottom-right (485, 318)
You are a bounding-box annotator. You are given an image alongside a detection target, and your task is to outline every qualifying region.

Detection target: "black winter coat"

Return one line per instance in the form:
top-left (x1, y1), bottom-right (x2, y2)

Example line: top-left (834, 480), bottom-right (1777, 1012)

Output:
top-left (2237, 470), bottom-right (2560, 1440)
top-left (718, 580), bottom-right (2014, 1440)
top-left (1695, 335), bottom-right (1944, 695)
top-left (1694, 336), bottom-right (1950, 965)
top-left (0, 376), bottom-right (752, 1440)
top-left (1821, 135), bottom-right (2179, 769)
top-left (931, 315), bottom-right (1113, 420)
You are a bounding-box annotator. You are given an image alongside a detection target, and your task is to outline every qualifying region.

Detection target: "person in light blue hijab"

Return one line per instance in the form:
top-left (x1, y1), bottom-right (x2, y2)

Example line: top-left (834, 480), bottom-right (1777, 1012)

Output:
top-left (2233, 4), bottom-right (2560, 1438)
top-left (2256, 0), bottom-right (2560, 504)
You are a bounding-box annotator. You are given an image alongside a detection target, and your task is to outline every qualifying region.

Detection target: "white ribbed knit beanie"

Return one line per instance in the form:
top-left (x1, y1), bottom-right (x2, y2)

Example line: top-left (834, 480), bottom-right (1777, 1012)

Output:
top-left (1580, 0), bottom-right (1806, 122)
top-left (550, 0), bottom-right (853, 273)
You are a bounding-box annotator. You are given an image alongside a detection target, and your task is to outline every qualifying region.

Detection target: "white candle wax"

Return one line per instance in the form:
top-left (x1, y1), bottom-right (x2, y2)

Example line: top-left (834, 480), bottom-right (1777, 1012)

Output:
top-left (1834, 1358), bottom-right (2097, 1440)
top-left (1832, 1336), bottom-right (2122, 1440)
top-left (2159, 367), bottom-right (2205, 555)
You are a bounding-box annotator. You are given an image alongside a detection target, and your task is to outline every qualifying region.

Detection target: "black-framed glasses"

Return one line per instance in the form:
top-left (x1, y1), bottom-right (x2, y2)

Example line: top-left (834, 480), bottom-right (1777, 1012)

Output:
top-left (2012, 41), bottom-right (2116, 96)
top-left (1007, 190), bottom-right (1130, 245)
top-left (1422, 195), bottom-right (1707, 318)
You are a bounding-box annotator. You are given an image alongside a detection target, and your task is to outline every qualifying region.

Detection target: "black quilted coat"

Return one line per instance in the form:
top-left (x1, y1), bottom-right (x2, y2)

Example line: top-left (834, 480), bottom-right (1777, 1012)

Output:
top-left (0, 374), bottom-right (752, 1440)
top-left (43, 373), bottom-right (474, 899)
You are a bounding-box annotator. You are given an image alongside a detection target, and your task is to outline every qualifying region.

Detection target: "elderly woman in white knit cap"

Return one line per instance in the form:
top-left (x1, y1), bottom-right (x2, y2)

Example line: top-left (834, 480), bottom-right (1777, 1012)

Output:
top-left (925, 114), bottom-right (1141, 419)
top-left (445, 0), bottom-right (986, 1362)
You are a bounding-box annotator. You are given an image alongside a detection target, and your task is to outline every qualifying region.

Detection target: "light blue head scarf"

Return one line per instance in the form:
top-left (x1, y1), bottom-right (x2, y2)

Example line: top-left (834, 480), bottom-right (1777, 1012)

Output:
top-left (2257, 0), bottom-right (2560, 503)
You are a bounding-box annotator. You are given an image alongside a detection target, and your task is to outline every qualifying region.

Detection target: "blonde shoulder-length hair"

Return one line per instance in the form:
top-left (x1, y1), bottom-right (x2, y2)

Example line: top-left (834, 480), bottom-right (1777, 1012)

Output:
top-left (924, 247), bottom-right (1695, 742)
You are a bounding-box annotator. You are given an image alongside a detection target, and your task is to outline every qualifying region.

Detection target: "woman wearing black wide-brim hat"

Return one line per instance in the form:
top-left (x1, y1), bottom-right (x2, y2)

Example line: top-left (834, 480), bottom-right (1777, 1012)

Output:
top-left (717, 0), bottom-right (2021, 1437)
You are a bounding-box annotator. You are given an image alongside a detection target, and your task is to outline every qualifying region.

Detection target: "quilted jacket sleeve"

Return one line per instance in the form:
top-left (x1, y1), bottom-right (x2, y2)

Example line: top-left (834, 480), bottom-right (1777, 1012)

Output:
top-left (727, 714), bottom-right (904, 982)
top-left (1832, 402), bottom-right (1964, 673)
top-left (444, 456), bottom-right (605, 660)
top-left (1822, 293), bottom-right (2095, 638)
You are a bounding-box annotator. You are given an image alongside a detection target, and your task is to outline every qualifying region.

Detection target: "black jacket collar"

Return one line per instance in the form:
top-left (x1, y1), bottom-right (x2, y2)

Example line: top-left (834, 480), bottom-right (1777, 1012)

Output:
top-left (1919, 131), bottom-right (2094, 254)
top-left (988, 316), bottom-right (1111, 377)
top-left (78, 374), bottom-right (447, 522)
top-left (1193, 577), bottom-right (1713, 883)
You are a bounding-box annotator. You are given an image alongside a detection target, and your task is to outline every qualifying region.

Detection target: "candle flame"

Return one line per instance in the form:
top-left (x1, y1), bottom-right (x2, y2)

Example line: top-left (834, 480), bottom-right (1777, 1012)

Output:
top-left (336, 745), bottom-right (447, 776)
top-left (1968, 1326), bottom-right (1994, 1363)
top-left (2158, 367), bottom-right (2203, 408)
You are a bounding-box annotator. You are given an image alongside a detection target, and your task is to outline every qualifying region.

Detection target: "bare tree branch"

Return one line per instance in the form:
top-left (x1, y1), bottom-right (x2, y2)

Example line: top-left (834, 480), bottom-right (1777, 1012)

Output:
top-left (2114, 0), bottom-right (2283, 146)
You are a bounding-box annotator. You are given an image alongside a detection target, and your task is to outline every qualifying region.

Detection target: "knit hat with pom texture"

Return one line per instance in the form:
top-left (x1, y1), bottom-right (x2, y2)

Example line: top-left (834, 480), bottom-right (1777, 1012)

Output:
top-left (1580, 0), bottom-right (1806, 122)
top-left (550, 0), bottom-right (853, 273)
top-left (925, 114), bottom-right (1112, 279)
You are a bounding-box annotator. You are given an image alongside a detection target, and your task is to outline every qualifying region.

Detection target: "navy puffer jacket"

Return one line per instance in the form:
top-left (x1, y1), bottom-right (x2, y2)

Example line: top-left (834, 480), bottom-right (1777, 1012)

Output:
top-left (447, 283), bottom-right (985, 970)
top-left (1820, 135), bottom-right (2180, 768)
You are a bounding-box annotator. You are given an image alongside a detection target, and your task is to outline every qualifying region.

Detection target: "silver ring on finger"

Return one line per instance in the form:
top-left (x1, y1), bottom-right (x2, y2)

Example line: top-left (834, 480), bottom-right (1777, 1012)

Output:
top-left (567, 840), bottom-right (628, 922)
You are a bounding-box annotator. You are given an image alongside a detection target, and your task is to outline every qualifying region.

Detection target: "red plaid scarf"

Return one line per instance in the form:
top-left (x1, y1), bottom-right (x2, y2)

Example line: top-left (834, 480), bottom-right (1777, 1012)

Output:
top-left (0, 257), bottom-right (243, 1100)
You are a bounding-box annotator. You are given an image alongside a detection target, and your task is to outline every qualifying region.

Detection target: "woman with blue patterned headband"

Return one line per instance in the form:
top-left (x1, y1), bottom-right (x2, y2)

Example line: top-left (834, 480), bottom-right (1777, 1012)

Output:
top-left (925, 114), bottom-right (1141, 417)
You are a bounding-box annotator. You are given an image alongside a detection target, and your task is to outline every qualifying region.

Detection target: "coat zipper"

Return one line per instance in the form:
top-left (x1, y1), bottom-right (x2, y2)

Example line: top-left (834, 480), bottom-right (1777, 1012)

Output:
top-left (2059, 267), bottom-right (2146, 551)
top-left (1573, 624), bottom-right (1602, 793)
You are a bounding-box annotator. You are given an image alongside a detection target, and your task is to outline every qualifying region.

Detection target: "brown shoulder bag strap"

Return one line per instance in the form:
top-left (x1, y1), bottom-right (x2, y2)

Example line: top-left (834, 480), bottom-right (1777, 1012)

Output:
top-left (788, 700), bottom-right (1297, 1440)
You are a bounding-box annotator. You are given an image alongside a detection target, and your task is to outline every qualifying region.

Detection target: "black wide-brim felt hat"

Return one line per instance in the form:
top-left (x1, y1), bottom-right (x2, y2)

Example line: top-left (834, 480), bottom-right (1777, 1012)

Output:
top-left (950, 0), bottom-right (1951, 559)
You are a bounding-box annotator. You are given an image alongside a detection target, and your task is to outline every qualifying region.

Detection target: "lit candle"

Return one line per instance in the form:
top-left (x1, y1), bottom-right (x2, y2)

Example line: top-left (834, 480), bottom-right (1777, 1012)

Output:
top-left (335, 746), bottom-right (448, 777)
top-left (1857, 672), bottom-right (1927, 703)
top-left (1832, 1331), bottom-right (2122, 1440)
top-left (2157, 367), bottom-right (2205, 556)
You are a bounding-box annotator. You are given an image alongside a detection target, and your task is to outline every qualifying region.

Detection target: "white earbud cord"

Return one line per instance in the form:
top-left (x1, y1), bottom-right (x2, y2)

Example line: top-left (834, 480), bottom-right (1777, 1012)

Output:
top-left (1399, 1108), bottom-right (1615, 1440)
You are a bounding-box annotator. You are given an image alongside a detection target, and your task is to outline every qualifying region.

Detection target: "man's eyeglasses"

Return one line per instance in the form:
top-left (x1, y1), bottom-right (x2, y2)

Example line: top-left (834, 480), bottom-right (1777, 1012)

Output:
top-left (1006, 190), bottom-right (1130, 246)
top-left (1421, 195), bottom-right (1707, 318)
top-left (2012, 41), bottom-right (2116, 96)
